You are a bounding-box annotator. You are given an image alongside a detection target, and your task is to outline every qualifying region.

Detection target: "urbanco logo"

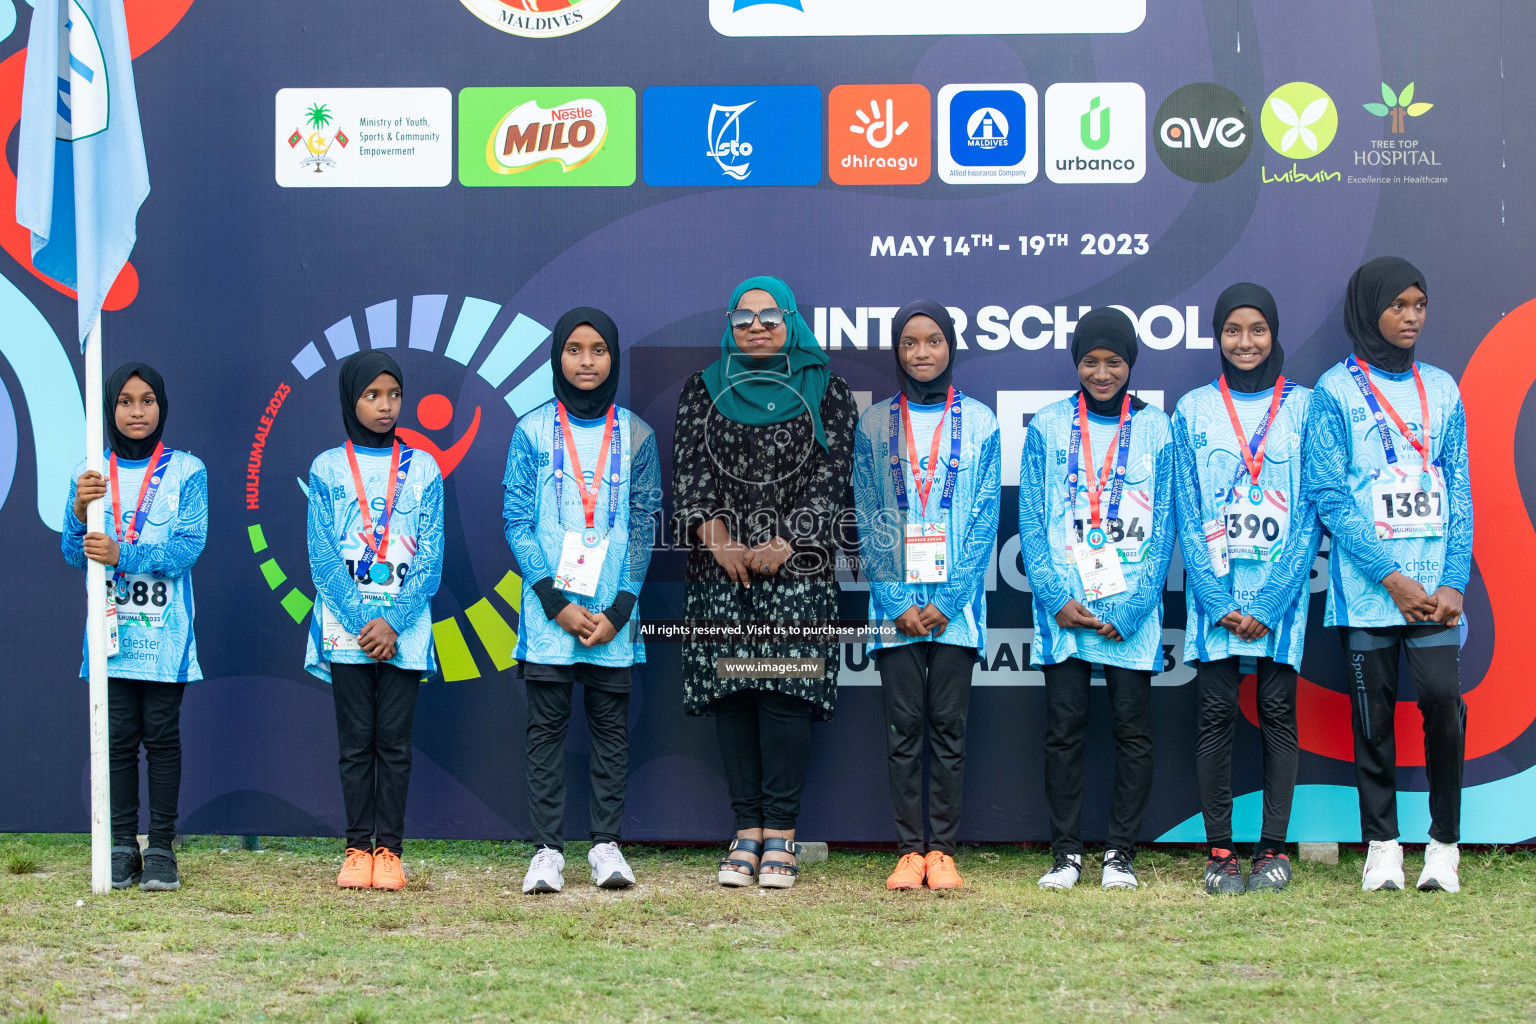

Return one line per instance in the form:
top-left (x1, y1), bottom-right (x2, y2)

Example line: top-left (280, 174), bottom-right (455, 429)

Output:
top-left (938, 84), bottom-right (1038, 184)
top-left (828, 84), bottom-right (931, 185)
top-left (458, 0), bottom-right (624, 38)
top-left (1259, 82), bottom-right (1337, 159)
top-left (1153, 83), bottom-right (1252, 182)
top-left (1044, 83), bottom-right (1144, 184)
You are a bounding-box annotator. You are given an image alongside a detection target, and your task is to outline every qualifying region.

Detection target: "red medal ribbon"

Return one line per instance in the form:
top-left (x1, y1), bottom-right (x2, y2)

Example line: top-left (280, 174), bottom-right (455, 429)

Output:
top-left (557, 402), bottom-right (617, 530)
top-left (109, 441), bottom-right (165, 544)
top-left (1076, 392), bottom-right (1131, 529)
top-left (1218, 374), bottom-right (1288, 485)
top-left (345, 440), bottom-right (402, 561)
top-left (1360, 361), bottom-right (1433, 475)
top-left (899, 386), bottom-right (956, 513)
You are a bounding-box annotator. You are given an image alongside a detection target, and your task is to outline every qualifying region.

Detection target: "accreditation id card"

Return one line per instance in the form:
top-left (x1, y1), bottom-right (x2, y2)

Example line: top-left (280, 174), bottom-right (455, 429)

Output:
top-left (1072, 539), bottom-right (1127, 601)
top-left (555, 529), bottom-right (610, 597)
top-left (1202, 518), bottom-right (1231, 578)
top-left (103, 577), bottom-right (119, 658)
top-left (904, 522), bottom-right (948, 583)
top-left (320, 551), bottom-right (411, 653)
top-left (1373, 466), bottom-right (1447, 540)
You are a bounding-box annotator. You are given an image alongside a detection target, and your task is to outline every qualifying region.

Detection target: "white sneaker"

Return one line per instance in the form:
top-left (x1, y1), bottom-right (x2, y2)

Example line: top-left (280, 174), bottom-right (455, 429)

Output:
top-left (1417, 839), bottom-right (1461, 893)
top-left (1038, 853), bottom-right (1082, 890)
top-left (1362, 839), bottom-right (1405, 891)
top-left (1101, 849), bottom-right (1139, 890)
top-left (588, 842), bottom-right (636, 889)
top-left (522, 846), bottom-right (565, 894)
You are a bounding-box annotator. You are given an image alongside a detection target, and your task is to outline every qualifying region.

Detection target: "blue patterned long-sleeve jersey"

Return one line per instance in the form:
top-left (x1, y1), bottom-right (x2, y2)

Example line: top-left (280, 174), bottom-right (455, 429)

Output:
top-left (305, 444), bottom-right (445, 682)
top-left (1302, 358), bottom-right (1472, 628)
top-left (502, 402), bottom-right (660, 668)
top-left (852, 394), bottom-right (1001, 660)
top-left (62, 450), bottom-right (208, 682)
top-left (1017, 397), bottom-right (1176, 672)
top-left (1172, 381), bottom-right (1320, 669)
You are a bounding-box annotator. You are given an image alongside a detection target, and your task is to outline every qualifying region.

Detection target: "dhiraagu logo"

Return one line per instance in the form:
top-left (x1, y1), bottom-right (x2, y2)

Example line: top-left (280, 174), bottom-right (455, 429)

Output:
top-left (1260, 82), bottom-right (1337, 159)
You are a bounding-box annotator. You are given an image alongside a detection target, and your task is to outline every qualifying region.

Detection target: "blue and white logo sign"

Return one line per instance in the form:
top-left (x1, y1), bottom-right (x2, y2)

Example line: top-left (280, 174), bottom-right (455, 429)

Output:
top-left (57, 0), bottom-right (109, 141)
top-left (709, 0), bottom-right (1145, 36)
top-left (938, 84), bottom-right (1037, 185)
top-left (643, 85), bottom-right (821, 186)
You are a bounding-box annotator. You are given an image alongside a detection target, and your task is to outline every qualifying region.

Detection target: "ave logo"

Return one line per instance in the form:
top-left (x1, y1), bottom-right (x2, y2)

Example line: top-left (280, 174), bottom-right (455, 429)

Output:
top-left (1154, 83), bottom-right (1252, 182)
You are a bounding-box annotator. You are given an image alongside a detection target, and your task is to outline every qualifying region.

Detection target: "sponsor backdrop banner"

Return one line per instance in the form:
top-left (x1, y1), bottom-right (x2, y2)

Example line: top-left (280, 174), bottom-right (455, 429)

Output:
top-left (2, 0), bottom-right (1534, 844)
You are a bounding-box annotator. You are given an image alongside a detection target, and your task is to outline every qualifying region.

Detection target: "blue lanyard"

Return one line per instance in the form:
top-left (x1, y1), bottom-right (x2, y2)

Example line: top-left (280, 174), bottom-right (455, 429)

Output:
top-left (887, 391), bottom-right (964, 514)
top-left (1344, 355), bottom-right (1405, 466)
top-left (1223, 378), bottom-right (1297, 491)
top-left (1066, 395), bottom-right (1133, 524)
top-left (553, 404), bottom-right (623, 539)
top-left (349, 443), bottom-right (413, 584)
top-left (110, 444), bottom-right (174, 544)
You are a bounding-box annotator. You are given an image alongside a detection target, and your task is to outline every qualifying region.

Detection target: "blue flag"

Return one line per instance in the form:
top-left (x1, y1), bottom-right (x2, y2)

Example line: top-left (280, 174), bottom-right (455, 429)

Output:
top-left (15, 0), bottom-right (149, 349)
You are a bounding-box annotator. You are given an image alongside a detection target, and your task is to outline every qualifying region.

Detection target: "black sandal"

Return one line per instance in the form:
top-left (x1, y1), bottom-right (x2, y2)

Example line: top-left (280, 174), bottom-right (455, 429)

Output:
top-left (758, 837), bottom-right (799, 889)
top-left (717, 837), bottom-right (762, 887)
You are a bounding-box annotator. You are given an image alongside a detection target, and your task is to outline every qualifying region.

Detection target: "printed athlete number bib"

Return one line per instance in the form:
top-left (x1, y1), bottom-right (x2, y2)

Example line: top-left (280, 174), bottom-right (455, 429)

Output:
top-left (1069, 494), bottom-right (1150, 563)
top-left (1224, 487), bottom-right (1291, 561)
top-left (113, 573), bottom-right (173, 628)
top-left (1373, 466), bottom-right (1447, 539)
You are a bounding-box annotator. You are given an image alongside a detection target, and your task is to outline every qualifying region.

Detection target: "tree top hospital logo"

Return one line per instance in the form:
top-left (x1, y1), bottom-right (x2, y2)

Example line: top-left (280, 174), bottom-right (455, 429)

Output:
top-left (1365, 81), bottom-right (1433, 134)
top-left (1154, 83), bottom-right (1252, 182)
top-left (938, 83), bottom-right (1038, 184)
top-left (1044, 82), bottom-right (1144, 184)
top-left (643, 85), bottom-right (822, 186)
top-left (458, 0), bottom-right (624, 38)
top-left (1260, 82), bottom-right (1338, 159)
top-left (244, 295), bottom-right (556, 682)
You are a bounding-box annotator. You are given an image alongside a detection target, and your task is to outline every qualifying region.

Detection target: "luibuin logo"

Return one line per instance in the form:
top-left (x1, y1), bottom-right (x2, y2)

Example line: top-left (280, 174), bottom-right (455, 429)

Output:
top-left (706, 102), bottom-right (754, 180)
top-left (1364, 82), bottom-right (1432, 134)
top-left (1080, 96), bottom-right (1110, 151)
top-left (1260, 82), bottom-right (1337, 159)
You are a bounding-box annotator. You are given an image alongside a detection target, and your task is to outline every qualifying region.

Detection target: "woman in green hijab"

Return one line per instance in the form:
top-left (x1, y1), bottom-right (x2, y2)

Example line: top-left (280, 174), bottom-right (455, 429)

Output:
top-left (672, 276), bottom-right (859, 889)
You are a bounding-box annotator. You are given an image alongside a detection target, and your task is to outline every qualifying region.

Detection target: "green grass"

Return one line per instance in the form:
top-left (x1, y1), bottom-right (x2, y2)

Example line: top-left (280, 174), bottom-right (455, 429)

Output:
top-left (1, 834), bottom-right (1533, 1023)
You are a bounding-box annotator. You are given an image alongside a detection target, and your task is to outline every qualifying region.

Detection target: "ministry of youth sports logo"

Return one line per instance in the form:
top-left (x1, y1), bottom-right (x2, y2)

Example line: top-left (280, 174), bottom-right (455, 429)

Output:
top-left (458, 0), bottom-right (624, 38)
top-left (243, 294), bottom-right (556, 682)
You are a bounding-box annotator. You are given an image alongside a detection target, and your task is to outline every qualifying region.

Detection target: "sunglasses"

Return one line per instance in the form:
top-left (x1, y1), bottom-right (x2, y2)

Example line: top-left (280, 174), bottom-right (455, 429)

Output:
top-left (727, 307), bottom-right (790, 332)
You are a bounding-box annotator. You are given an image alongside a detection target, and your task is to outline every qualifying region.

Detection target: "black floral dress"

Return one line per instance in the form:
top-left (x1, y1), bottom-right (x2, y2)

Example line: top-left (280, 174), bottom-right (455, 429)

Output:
top-left (672, 371), bottom-right (859, 721)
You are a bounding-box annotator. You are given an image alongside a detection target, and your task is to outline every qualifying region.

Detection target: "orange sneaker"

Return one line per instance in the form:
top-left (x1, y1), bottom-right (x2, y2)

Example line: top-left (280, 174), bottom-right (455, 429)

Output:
top-left (924, 851), bottom-right (963, 889)
top-left (337, 847), bottom-right (373, 889)
top-left (886, 851), bottom-right (927, 890)
top-left (371, 848), bottom-right (407, 891)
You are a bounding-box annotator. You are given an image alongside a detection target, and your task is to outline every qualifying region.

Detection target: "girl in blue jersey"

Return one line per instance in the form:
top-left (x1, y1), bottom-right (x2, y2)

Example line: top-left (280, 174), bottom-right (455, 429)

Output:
top-left (306, 350), bottom-right (444, 891)
top-left (502, 308), bottom-right (660, 895)
top-left (1173, 284), bottom-right (1320, 895)
top-left (1018, 308), bottom-right (1175, 892)
top-left (852, 301), bottom-right (1001, 891)
top-left (1303, 257), bottom-right (1471, 894)
top-left (64, 363), bottom-right (207, 892)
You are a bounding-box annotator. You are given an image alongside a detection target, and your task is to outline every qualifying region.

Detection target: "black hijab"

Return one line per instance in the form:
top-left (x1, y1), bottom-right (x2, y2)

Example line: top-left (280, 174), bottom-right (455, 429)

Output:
top-left (551, 307), bottom-right (620, 420)
top-left (891, 300), bottom-right (956, 405)
top-left (1212, 283), bottom-right (1285, 393)
top-left (338, 350), bottom-right (403, 448)
top-left (1344, 256), bottom-right (1426, 374)
top-left (105, 362), bottom-right (167, 460)
top-left (1072, 307), bottom-right (1146, 415)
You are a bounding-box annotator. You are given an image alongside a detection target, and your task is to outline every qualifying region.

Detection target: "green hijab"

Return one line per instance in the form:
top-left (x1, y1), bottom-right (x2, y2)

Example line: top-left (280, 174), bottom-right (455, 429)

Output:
top-left (702, 276), bottom-right (831, 450)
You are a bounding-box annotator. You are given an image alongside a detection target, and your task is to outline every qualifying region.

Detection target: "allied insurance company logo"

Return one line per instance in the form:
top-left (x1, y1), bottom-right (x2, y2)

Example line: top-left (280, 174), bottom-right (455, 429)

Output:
top-left (459, 87), bottom-right (636, 186)
top-left (458, 0), bottom-right (624, 38)
top-left (1153, 83), bottom-right (1251, 183)
top-left (937, 84), bottom-right (1039, 185)
top-left (245, 295), bottom-right (558, 682)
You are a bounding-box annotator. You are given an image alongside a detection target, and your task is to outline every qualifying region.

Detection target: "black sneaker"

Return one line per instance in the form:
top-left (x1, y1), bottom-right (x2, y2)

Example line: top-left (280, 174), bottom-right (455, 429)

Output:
top-left (139, 848), bottom-right (181, 891)
top-left (1204, 848), bottom-right (1245, 895)
top-left (111, 845), bottom-right (142, 889)
top-left (1248, 848), bottom-right (1292, 892)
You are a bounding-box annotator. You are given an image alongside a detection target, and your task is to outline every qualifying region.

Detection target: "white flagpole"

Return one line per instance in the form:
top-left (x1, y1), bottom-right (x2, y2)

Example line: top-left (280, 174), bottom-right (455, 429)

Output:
top-left (84, 317), bottom-right (110, 895)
